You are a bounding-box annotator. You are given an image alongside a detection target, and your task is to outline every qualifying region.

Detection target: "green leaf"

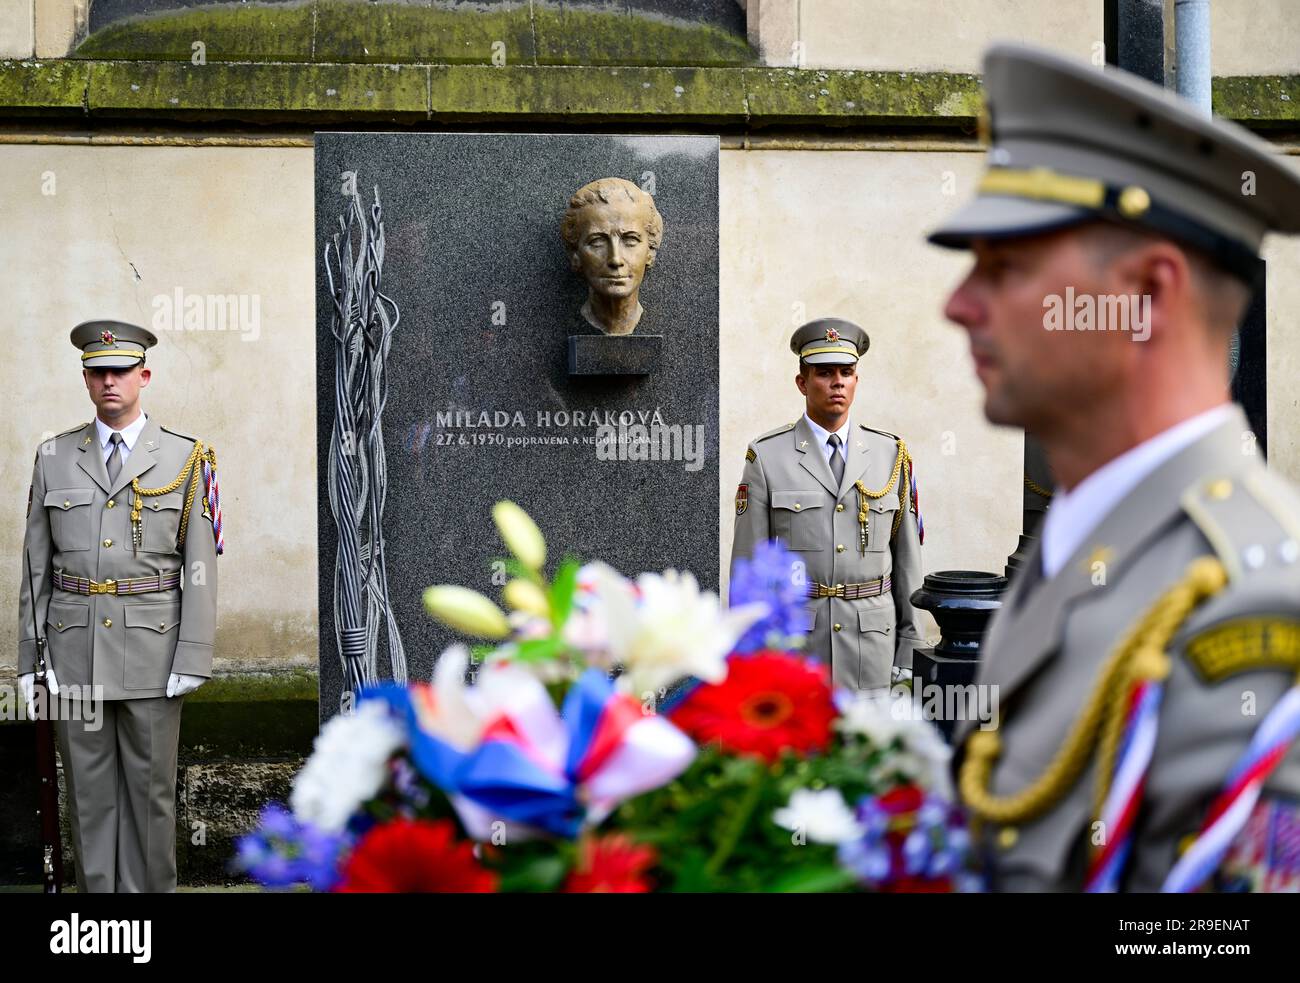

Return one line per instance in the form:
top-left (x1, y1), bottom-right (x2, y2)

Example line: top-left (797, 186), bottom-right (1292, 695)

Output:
top-left (512, 636), bottom-right (566, 664)
top-left (496, 856), bottom-right (569, 893)
top-left (500, 556), bottom-right (537, 584)
top-left (766, 865), bottom-right (858, 894)
top-left (548, 556), bottom-right (582, 630)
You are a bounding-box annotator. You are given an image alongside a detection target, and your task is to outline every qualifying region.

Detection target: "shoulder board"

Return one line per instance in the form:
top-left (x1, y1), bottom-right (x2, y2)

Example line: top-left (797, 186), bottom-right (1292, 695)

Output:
top-left (160, 425), bottom-right (201, 443)
top-left (858, 424), bottom-right (901, 442)
top-left (1181, 470), bottom-right (1300, 585)
top-left (38, 422), bottom-right (89, 455)
top-left (752, 421), bottom-right (797, 445)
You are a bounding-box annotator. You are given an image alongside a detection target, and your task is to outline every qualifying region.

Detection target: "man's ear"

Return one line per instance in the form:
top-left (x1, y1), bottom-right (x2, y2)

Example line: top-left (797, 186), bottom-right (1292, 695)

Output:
top-left (139, 366), bottom-right (151, 388)
top-left (795, 371), bottom-right (808, 396)
top-left (567, 249), bottom-right (582, 272)
top-left (1124, 241), bottom-right (1187, 346)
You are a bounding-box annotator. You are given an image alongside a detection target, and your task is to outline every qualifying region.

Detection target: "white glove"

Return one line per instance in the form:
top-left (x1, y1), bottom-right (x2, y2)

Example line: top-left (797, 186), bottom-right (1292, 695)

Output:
top-left (167, 672), bottom-right (207, 698)
top-left (18, 668), bottom-right (59, 707)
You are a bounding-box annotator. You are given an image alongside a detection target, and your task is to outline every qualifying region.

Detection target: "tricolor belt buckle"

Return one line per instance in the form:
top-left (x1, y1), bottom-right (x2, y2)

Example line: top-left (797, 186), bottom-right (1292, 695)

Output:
top-left (809, 582), bottom-right (846, 599)
top-left (55, 571), bottom-right (180, 595)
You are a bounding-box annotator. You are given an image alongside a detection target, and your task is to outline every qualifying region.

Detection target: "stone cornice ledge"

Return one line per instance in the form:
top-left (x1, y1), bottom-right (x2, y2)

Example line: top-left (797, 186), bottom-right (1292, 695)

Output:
top-left (0, 62), bottom-right (1295, 130)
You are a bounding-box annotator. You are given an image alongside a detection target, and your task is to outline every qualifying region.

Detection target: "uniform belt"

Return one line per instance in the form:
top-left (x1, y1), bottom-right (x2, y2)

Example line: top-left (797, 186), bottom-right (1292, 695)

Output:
top-left (807, 576), bottom-right (891, 600)
top-left (53, 571), bottom-right (182, 596)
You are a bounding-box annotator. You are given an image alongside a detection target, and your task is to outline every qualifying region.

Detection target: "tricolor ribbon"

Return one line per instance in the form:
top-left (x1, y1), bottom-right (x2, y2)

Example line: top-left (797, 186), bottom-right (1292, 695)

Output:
top-left (364, 668), bottom-right (695, 839)
top-left (909, 463), bottom-right (924, 545)
top-left (1162, 686), bottom-right (1300, 893)
top-left (1085, 679), bottom-right (1164, 892)
top-left (202, 457), bottom-right (224, 555)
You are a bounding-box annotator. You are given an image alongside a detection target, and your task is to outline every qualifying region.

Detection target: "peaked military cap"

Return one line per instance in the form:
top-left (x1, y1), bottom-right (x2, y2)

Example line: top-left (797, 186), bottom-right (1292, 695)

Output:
top-left (790, 317), bottom-right (869, 365)
top-left (928, 43), bottom-right (1300, 283)
top-left (71, 320), bottom-right (157, 369)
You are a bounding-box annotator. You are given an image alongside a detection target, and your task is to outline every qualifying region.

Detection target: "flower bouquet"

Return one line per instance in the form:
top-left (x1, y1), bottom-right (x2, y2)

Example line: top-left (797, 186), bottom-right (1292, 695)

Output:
top-left (237, 503), bottom-right (981, 892)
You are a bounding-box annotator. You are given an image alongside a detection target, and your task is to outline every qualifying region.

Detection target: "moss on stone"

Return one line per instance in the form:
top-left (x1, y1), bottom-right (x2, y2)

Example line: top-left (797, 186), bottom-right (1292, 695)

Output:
top-left (428, 64), bottom-right (750, 121)
top-left (743, 68), bottom-right (983, 125)
top-left (4, 59), bottom-right (1298, 130)
top-left (0, 60), bottom-right (89, 113)
top-left (75, 1), bottom-right (317, 63)
top-left (85, 60), bottom-right (429, 120)
top-left (313, 1), bottom-right (537, 65)
top-left (179, 669), bottom-right (319, 758)
top-left (187, 667), bottom-right (318, 704)
top-left (531, 8), bottom-right (753, 67)
top-left (71, 1), bottom-right (753, 67)
top-left (1214, 74), bottom-right (1300, 126)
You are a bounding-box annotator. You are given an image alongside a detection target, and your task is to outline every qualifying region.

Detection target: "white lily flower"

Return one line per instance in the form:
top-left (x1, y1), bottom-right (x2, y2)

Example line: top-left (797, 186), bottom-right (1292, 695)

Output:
top-left (773, 788), bottom-right (864, 845)
top-left (588, 564), bottom-right (766, 699)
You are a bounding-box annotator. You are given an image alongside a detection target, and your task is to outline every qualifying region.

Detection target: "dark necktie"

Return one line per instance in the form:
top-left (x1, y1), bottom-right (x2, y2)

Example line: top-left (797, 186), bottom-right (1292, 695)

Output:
top-left (828, 433), bottom-right (845, 486)
top-left (106, 432), bottom-right (124, 484)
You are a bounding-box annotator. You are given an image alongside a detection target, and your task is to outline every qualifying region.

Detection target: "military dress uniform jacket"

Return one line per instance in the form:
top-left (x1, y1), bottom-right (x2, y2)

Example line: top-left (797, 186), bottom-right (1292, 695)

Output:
top-left (18, 418), bottom-right (218, 701)
top-left (954, 406), bottom-right (1300, 891)
top-left (731, 416), bottom-right (925, 690)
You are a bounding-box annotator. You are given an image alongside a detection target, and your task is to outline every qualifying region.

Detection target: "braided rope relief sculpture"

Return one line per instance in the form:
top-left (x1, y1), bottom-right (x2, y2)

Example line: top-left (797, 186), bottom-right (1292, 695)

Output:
top-left (324, 183), bottom-right (407, 698)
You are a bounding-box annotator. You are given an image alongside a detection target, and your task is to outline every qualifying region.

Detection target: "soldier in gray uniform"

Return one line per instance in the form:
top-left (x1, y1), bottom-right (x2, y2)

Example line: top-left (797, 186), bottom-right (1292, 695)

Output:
top-left (17, 321), bottom-right (222, 892)
top-left (730, 318), bottom-right (925, 691)
top-left (931, 44), bottom-right (1300, 891)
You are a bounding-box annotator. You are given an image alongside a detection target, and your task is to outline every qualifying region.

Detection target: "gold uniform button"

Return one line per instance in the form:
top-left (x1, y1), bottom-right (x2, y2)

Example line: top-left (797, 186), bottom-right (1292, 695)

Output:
top-left (106, 499), bottom-right (116, 509)
top-left (836, 544), bottom-right (845, 553)
top-left (159, 622), bottom-right (166, 630)
top-left (997, 827), bottom-right (1019, 850)
top-left (836, 504), bottom-right (845, 512)
top-left (833, 623), bottom-right (842, 632)
top-left (793, 503), bottom-right (801, 511)
top-left (1207, 478), bottom-right (1233, 500)
top-left (62, 500), bottom-right (70, 508)
top-left (56, 622), bottom-right (63, 630)
top-left (103, 618), bottom-right (112, 628)
top-left (151, 502), bottom-right (160, 510)
top-left (103, 539), bottom-right (113, 548)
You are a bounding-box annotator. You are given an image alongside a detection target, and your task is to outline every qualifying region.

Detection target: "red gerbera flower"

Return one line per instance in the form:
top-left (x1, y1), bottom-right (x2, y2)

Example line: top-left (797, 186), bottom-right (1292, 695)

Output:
top-left (669, 651), bottom-right (836, 763)
top-left (335, 818), bottom-right (497, 893)
top-left (563, 834), bottom-right (657, 893)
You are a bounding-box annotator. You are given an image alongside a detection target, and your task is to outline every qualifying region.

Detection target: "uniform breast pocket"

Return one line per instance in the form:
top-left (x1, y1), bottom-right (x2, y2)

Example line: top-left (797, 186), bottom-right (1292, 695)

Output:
top-left (770, 491), bottom-right (824, 551)
top-left (866, 499), bottom-right (898, 552)
top-left (45, 489), bottom-right (95, 552)
top-left (123, 601), bottom-right (182, 690)
top-left (140, 492), bottom-right (185, 553)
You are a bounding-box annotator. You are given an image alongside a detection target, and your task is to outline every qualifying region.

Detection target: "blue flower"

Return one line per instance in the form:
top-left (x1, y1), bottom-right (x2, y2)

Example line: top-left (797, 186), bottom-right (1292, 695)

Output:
top-left (728, 540), bottom-right (809, 653)
top-left (234, 804), bottom-right (349, 891)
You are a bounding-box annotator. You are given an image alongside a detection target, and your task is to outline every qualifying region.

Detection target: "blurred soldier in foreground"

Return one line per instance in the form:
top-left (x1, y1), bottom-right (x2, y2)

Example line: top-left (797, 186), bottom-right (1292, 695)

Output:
top-left (932, 44), bottom-right (1300, 891)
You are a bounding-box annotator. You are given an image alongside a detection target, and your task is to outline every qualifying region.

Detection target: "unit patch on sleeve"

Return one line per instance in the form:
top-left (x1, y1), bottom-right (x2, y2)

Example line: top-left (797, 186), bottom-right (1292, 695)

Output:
top-left (1184, 618), bottom-right (1300, 683)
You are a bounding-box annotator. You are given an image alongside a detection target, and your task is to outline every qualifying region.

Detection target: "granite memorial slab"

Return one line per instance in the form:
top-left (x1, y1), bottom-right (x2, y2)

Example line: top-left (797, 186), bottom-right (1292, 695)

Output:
top-left (315, 132), bottom-right (720, 720)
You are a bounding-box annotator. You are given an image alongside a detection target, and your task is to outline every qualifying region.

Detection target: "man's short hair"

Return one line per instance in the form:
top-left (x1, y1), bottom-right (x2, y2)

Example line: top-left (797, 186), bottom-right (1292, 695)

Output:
top-left (1079, 221), bottom-right (1252, 337)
